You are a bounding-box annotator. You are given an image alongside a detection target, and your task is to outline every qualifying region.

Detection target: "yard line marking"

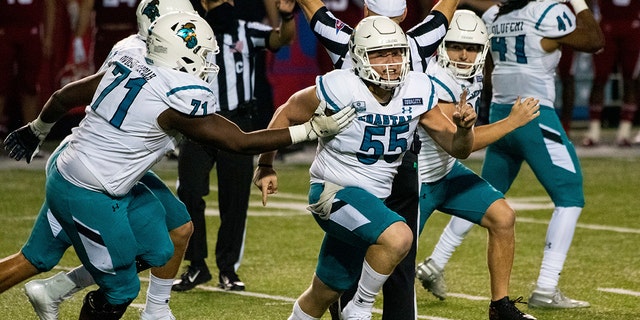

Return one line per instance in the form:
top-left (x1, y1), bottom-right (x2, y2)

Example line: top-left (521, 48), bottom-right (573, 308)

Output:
top-left (598, 288), bottom-right (640, 297)
top-left (184, 283), bottom-right (457, 320)
top-left (447, 293), bottom-right (489, 301)
top-left (127, 276), bottom-right (457, 320)
top-left (203, 198), bottom-right (640, 234)
top-left (517, 217), bottom-right (640, 234)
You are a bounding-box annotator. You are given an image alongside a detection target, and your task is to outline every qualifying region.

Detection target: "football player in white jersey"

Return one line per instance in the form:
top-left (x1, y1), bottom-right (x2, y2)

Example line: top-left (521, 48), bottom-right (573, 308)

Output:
top-left (296, 1), bottom-right (459, 318)
top-left (0, 1), bottom-right (205, 320)
top-left (3, 11), bottom-right (354, 320)
top-left (411, 10), bottom-right (540, 320)
top-left (253, 16), bottom-right (477, 320)
top-left (479, 0), bottom-right (603, 309)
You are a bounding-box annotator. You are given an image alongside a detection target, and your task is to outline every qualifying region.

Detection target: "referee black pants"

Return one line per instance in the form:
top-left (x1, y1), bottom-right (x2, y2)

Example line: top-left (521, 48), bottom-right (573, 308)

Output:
top-left (177, 111), bottom-right (254, 276)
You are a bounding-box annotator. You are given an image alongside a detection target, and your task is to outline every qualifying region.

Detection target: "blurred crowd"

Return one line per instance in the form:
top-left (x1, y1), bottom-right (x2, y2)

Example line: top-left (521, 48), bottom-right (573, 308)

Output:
top-left (1, 0), bottom-right (638, 145)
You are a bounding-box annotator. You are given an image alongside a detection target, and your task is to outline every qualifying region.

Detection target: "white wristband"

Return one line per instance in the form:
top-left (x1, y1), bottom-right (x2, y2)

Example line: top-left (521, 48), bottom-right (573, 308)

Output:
top-left (29, 116), bottom-right (55, 141)
top-left (289, 124), bottom-right (310, 144)
top-left (569, 0), bottom-right (589, 13)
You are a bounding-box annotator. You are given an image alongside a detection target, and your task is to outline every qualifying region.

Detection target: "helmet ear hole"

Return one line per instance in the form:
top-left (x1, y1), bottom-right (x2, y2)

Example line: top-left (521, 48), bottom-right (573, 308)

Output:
top-left (437, 9), bottom-right (491, 79)
top-left (349, 16), bottom-right (410, 90)
top-left (146, 12), bottom-right (220, 81)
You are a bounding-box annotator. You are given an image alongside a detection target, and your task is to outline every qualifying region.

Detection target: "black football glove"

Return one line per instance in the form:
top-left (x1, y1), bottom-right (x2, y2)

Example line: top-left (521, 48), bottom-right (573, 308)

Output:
top-left (3, 124), bottom-right (42, 163)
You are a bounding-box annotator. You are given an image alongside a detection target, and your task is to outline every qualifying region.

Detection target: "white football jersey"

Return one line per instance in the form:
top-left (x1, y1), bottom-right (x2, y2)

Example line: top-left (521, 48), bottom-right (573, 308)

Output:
top-left (418, 62), bottom-right (483, 183)
top-left (482, 2), bottom-right (576, 107)
top-left (57, 52), bottom-right (218, 196)
top-left (97, 34), bottom-right (146, 73)
top-left (310, 69), bottom-right (436, 199)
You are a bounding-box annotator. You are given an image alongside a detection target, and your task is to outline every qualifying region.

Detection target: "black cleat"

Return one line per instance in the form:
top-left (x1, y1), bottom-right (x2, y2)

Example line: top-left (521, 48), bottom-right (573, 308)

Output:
top-left (219, 272), bottom-right (245, 291)
top-left (171, 265), bottom-right (212, 292)
top-left (489, 296), bottom-right (536, 320)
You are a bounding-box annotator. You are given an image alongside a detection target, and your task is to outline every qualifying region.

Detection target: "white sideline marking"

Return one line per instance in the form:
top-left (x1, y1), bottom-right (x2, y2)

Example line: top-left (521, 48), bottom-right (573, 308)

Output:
top-left (598, 288), bottom-right (640, 297)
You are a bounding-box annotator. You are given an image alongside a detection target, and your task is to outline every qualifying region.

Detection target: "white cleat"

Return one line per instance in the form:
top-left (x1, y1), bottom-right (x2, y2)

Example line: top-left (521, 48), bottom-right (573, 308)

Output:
top-left (340, 301), bottom-right (372, 320)
top-left (416, 258), bottom-right (447, 300)
top-left (140, 309), bottom-right (176, 320)
top-left (528, 288), bottom-right (590, 309)
top-left (24, 272), bottom-right (77, 320)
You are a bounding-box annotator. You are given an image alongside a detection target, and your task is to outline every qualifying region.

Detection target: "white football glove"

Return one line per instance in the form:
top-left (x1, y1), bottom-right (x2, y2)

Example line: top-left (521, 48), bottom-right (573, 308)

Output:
top-left (307, 181), bottom-right (343, 220)
top-left (289, 101), bottom-right (356, 144)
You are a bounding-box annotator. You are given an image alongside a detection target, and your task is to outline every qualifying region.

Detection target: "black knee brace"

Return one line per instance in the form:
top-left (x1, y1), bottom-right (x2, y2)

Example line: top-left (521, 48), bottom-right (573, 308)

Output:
top-left (79, 290), bottom-right (132, 320)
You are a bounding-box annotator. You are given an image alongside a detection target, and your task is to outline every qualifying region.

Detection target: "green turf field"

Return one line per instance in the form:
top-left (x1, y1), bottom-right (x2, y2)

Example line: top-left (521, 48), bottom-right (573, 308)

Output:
top-left (1, 154), bottom-right (639, 319)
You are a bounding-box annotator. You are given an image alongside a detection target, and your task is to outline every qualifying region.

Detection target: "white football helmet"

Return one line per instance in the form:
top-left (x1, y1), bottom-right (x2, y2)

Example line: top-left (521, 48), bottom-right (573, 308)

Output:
top-left (349, 16), bottom-right (410, 90)
top-left (136, 0), bottom-right (196, 39)
top-left (437, 10), bottom-right (490, 79)
top-left (146, 12), bottom-right (220, 82)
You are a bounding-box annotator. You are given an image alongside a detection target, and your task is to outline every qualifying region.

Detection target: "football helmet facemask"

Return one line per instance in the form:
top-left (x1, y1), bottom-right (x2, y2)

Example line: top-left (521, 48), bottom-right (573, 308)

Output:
top-left (146, 12), bottom-right (220, 82)
top-left (437, 10), bottom-right (490, 79)
top-left (350, 16), bottom-right (410, 90)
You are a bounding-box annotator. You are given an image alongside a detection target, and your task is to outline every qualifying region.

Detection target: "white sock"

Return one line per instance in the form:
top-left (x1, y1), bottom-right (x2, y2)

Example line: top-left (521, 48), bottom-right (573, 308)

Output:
top-left (66, 266), bottom-right (95, 294)
top-left (288, 300), bottom-right (320, 320)
top-left (617, 120), bottom-right (632, 141)
top-left (352, 260), bottom-right (389, 311)
top-left (430, 216), bottom-right (474, 269)
top-left (143, 273), bottom-right (174, 315)
top-left (536, 206), bottom-right (582, 290)
top-left (586, 120), bottom-right (601, 141)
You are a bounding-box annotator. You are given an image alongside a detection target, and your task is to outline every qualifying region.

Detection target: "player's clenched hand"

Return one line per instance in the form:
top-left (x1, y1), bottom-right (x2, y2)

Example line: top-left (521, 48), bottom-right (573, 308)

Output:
top-left (506, 97), bottom-right (540, 129)
top-left (253, 166), bottom-right (278, 206)
top-left (3, 124), bottom-right (42, 163)
top-left (452, 89), bottom-right (476, 129)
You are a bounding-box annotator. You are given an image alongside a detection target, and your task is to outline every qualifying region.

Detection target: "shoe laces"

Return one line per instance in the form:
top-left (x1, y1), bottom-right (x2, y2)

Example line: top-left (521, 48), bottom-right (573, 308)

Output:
top-left (505, 296), bottom-right (529, 316)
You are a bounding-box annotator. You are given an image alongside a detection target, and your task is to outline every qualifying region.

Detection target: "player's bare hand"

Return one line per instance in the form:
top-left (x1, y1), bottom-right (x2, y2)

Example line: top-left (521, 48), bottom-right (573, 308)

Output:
top-left (253, 166), bottom-right (278, 206)
top-left (507, 97), bottom-right (540, 129)
top-left (452, 89), bottom-right (477, 129)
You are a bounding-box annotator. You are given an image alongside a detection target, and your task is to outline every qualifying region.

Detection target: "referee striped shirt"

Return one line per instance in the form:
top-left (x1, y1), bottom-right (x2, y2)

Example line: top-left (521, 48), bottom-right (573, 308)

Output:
top-left (309, 6), bottom-right (449, 72)
top-left (210, 20), bottom-right (273, 112)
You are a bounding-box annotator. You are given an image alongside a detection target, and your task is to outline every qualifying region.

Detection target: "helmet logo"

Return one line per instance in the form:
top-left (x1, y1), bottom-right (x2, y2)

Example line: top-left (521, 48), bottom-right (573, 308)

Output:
top-left (141, 0), bottom-right (161, 23)
top-left (176, 23), bottom-right (198, 49)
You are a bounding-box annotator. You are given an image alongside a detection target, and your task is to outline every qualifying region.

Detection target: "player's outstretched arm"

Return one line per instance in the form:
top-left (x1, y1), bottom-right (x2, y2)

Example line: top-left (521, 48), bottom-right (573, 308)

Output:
top-left (159, 86), bottom-right (355, 156)
top-left (472, 97), bottom-right (540, 151)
